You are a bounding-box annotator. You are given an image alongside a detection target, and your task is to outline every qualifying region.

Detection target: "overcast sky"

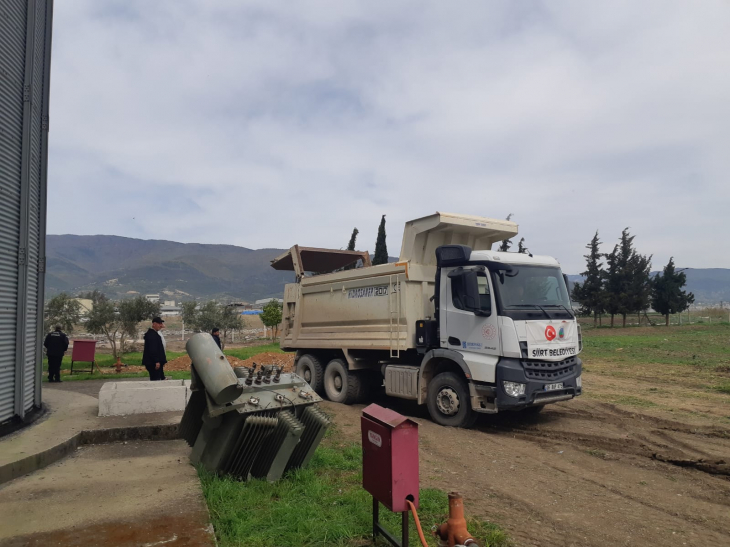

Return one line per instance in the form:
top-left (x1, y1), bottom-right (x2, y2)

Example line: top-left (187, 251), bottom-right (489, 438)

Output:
top-left (48, 1), bottom-right (730, 274)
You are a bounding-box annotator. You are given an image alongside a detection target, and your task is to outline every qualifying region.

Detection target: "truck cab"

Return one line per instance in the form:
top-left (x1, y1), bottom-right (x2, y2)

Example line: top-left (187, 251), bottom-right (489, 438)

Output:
top-left (418, 244), bottom-right (582, 426)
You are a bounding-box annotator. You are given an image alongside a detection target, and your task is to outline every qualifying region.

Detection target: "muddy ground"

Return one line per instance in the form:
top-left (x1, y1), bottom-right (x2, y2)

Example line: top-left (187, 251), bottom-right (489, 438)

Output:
top-left (322, 375), bottom-right (730, 547)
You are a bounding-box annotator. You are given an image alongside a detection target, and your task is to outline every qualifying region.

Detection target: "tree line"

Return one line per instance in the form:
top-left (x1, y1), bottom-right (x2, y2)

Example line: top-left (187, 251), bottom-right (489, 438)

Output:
top-left (571, 230), bottom-right (694, 327)
top-left (44, 290), bottom-right (162, 359)
top-left (44, 290), bottom-right (284, 357)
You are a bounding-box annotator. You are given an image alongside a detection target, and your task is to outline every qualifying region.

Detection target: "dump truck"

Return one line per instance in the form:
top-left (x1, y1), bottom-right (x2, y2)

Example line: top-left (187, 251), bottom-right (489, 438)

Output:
top-left (271, 212), bottom-right (582, 427)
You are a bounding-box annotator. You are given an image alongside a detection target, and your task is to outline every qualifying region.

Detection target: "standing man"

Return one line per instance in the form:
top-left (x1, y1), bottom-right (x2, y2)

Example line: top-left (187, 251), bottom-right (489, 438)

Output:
top-left (143, 317), bottom-right (167, 381)
top-left (44, 325), bottom-right (69, 383)
top-left (211, 327), bottom-right (222, 349)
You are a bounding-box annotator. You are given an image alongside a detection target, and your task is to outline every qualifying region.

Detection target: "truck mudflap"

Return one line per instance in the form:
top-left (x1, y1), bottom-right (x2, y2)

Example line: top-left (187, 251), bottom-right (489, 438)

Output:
top-left (494, 356), bottom-right (582, 411)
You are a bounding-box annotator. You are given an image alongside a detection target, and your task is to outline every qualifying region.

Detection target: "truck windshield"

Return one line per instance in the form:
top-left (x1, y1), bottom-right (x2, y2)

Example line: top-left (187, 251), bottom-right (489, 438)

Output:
top-left (494, 265), bottom-right (571, 312)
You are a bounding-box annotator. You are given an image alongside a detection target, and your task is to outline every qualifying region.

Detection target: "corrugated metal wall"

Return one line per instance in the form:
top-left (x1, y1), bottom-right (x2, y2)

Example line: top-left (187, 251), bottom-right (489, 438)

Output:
top-left (0, 0), bottom-right (54, 423)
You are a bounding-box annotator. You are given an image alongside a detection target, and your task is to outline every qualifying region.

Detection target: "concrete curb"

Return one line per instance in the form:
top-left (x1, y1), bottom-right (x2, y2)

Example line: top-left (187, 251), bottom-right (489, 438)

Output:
top-left (0, 423), bottom-right (181, 486)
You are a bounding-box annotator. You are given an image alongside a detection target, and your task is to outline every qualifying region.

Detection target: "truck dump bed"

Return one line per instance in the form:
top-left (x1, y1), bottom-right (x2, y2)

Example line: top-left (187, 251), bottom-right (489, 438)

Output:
top-left (272, 212), bottom-right (518, 355)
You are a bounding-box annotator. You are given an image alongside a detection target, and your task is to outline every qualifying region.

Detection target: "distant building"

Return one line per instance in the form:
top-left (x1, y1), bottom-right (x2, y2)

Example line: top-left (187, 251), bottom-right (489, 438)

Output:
top-left (145, 294), bottom-right (160, 303)
top-left (160, 305), bottom-right (181, 317)
top-left (163, 300), bottom-right (176, 307)
top-left (73, 298), bottom-right (94, 316)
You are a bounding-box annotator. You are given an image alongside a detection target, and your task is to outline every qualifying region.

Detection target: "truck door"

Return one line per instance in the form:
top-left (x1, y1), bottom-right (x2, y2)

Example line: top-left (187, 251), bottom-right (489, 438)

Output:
top-left (443, 267), bottom-right (501, 382)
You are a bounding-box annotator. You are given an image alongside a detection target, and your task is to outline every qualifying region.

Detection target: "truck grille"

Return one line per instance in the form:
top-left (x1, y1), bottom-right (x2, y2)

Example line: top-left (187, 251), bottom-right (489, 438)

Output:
top-left (522, 356), bottom-right (578, 381)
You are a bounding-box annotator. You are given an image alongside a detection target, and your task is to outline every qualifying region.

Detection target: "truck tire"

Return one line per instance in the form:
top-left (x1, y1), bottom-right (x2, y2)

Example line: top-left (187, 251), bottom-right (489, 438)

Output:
top-left (426, 372), bottom-right (476, 428)
top-left (296, 354), bottom-right (324, 394)
top-left (324, 359), bottom-right (366, 404)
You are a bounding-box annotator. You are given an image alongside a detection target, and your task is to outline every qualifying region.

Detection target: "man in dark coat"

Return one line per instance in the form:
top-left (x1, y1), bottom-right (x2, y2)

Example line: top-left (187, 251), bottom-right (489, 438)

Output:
top-left (143, 317), bottom-right (167, 381)
top-left (211, 327), bottom-right (222, 349)
top-left (44, 325), bottom-right (69, 382)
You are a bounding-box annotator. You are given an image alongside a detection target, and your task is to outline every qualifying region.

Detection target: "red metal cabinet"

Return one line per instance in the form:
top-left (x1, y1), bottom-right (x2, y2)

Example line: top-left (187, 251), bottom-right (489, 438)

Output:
top-left (361, 403), bottom-right (419, 512)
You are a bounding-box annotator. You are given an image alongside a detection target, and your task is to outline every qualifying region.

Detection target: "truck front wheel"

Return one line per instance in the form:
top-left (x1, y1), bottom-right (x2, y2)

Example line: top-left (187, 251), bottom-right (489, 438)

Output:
top-left (324, 359), bottom-right (366, 404)
top-left (426, 372), bottom-right (476, 428)
top-left (296, 354), bottom-right (324, 394)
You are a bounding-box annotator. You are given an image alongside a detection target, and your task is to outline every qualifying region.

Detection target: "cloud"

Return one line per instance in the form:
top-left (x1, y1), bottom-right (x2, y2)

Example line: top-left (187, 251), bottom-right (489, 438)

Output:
top-left (48, 0), bottom-right (730, 272)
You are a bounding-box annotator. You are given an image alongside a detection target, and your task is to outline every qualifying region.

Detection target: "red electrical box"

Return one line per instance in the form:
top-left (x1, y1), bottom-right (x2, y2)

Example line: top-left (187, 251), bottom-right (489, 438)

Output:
top-left (361, 403), bottom-right (419, 513)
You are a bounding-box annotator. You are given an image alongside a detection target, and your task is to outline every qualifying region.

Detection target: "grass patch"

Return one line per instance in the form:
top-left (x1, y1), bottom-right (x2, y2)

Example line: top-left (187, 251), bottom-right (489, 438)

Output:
top-left (715, 382), bottom-right (730, 395)
top-left (586, 449), bottom-right (607, 459)
top-left (222, 343), bottom-right (283, 361)
top-left (200, 428), bottom-right (509, 547)
top-left (608, 395), bottom-right (658, 408)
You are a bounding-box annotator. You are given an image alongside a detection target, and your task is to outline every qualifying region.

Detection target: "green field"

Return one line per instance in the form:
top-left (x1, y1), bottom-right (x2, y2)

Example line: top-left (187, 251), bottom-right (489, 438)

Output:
top-left (581, 323), bottom-right (730, 371)
top-left (41, 343), bottom-right (284, 382)
top-left (578, 323), bottom-right (730, 418)
top-left (201, 425), bottom-right (509, 547)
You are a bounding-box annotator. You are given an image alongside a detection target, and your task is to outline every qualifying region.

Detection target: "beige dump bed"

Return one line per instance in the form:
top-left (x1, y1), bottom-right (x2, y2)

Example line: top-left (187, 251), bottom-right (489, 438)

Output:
top-left (274, 212), bottom-right (518, 354)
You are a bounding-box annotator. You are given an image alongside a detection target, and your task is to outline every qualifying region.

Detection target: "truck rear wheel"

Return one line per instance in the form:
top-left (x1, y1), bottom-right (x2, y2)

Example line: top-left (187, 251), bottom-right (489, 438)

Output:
top-left (296, 354), bottom-right (324, 394)
top-left (426, 372), bottom-right (476, 428)
top-left (324, 359), bottom-right (366, 404)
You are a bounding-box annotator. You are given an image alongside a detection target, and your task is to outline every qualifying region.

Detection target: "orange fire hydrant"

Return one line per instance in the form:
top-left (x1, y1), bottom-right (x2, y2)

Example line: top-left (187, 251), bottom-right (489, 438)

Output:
top-left (434, 492), bottom-right (480, 547)
top-left (114, 357), bottom-right (124, 374)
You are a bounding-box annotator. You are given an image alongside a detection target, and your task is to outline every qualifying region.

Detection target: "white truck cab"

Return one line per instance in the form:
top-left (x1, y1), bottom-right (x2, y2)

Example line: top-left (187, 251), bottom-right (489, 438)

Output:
top-left (422, 244), bottom-right (582, 423)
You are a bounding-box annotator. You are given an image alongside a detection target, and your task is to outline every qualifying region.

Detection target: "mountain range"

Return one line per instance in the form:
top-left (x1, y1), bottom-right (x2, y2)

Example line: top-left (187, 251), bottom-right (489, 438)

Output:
top-left (46, 235), bottom-right (729, 305)
top-left (46, 235), bottom-right (294, 302)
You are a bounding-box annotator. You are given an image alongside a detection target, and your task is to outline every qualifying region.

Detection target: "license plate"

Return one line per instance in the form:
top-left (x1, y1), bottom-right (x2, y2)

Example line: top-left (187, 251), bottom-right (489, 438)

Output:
top-left (544, 383), bottom-right (563, 392)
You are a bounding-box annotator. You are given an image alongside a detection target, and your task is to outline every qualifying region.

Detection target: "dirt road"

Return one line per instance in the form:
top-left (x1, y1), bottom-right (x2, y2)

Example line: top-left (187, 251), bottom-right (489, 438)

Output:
top-left (322, 392), bottom-right (730, 546)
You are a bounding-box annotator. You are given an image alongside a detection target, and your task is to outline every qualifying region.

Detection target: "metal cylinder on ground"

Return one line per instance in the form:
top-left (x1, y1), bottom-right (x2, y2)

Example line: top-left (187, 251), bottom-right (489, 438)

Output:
top-left (186, 333), bottom-right (243, 404)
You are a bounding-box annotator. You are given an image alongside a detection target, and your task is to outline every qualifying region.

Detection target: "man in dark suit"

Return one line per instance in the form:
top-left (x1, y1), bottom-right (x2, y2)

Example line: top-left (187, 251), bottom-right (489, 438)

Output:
top-left (44, 325), bottom-right (69, 382)
top-left (143, 317), bottom-right (167, 381)
top-left (211, 327), bottom-right (222, 349)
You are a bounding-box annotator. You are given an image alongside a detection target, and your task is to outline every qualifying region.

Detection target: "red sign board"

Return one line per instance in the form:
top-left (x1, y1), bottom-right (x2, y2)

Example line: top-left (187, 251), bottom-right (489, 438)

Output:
top-left (361, 403), bottom-right (419, 512)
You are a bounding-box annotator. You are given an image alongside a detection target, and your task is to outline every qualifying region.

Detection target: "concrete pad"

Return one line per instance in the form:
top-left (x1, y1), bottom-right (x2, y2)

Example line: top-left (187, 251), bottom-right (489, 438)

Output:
top-left (98, 381), bottom-right (188, 417)
top-left (0, 440), bottom-right (216, 546)
top-left (0, 388), bottom-right (182, 485)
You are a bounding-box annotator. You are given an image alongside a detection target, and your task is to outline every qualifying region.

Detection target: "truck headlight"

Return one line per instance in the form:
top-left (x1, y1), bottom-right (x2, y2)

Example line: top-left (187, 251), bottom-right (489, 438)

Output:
top-left (576, 375), bottom-right (582, 388)
top-left (503, 381), bottom-right (526, 398)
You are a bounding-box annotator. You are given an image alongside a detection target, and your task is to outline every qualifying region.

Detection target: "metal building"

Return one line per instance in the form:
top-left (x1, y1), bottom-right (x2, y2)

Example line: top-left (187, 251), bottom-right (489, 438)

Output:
top-left (0, 0), bottom-right (54, 425)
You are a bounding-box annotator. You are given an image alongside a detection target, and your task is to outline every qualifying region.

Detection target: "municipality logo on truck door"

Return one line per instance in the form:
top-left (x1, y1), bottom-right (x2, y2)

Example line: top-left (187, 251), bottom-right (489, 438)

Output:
top-left (525, 321), bottom-right (577, 360)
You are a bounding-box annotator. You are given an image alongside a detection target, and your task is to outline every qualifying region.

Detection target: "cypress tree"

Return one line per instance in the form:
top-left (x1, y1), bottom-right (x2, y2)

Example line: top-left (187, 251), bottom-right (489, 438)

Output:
top-left (372, 215), bottom-right (389, 265)
top-left (627, 251), bottom-right (653, 326)
top-left (651, 258), bottom-right (695, 326)
top-left (346, 228), bottom-right (359, 251)
top-left (344, 227), bottom-right (359, 270)
top-left (571, 231), bottom-right (605, 327)
top-left (603, 244), bottom-right (621, 327)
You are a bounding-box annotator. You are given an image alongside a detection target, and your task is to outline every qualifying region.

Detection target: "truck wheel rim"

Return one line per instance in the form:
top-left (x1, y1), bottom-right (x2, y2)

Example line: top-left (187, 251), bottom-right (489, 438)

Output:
top-left (303, 368), bottom-right (312, 382)
top-left (436, 387), bottom-right (460, 416)
top-left (334, 375), bottom-right (342, 390)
